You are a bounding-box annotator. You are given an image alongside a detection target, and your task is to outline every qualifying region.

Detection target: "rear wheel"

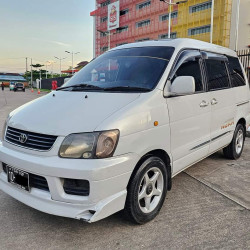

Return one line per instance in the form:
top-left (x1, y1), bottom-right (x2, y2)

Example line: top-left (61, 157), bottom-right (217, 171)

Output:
top-left (124, 156), bottom-right (167, 224)
top-left (223, 123), bottom-right (245, 160)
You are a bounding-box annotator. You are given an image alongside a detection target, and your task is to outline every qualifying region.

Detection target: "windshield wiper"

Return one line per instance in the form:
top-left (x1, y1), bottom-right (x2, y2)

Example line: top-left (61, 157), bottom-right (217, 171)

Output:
top-left (56, 83), bottom-right (104, 91)
top-left (104, 86), bottom-right (151, 92)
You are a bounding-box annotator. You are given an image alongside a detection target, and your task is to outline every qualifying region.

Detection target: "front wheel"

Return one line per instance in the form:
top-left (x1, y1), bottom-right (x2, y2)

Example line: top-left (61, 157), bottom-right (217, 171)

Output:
top-left (223, 123), bottom-right (245, 160)
top-left (124, 156), bottom-right (167, 224)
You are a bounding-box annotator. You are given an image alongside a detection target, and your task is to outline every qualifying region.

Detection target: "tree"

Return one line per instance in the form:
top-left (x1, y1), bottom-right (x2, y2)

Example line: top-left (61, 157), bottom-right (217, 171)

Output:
top-left (31, 64), bottom-right (44, 69)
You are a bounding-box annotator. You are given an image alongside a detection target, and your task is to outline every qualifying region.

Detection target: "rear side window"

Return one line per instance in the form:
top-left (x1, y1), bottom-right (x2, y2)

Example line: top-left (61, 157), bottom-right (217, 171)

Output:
top-left (174, 59), bottom-right (203, 92)
top-left (206, 59), bottom-right (230, 91)
top-left (227, 56), bottom-right (246, 87)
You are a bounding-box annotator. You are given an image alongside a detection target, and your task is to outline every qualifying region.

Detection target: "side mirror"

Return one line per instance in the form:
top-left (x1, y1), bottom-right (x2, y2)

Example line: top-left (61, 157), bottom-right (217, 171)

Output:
top-left (164, 76), bottom-right (195, 97)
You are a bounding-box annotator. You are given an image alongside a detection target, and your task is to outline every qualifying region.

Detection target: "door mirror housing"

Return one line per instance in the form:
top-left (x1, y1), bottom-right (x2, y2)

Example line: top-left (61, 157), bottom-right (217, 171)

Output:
top-left (164, 76), bottom-right (195, 97)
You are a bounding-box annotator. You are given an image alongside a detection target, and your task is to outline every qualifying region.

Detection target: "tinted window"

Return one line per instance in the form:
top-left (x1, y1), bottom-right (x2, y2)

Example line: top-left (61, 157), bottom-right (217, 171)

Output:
top-left (206, 59), bottom-right (230, 91)
top-left (63, 47), bottom-right (175, 92)
top-left (174, 59), bottom-right (203, 92)
top-left (227, 56), bottom-right (246, 87)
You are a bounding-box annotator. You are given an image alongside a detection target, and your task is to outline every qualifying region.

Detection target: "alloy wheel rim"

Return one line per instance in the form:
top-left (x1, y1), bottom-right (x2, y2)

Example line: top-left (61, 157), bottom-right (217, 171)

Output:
top-left (138, 167), bottom-right (164, 214)
top-left (236, 129), bottom-right (244, 154)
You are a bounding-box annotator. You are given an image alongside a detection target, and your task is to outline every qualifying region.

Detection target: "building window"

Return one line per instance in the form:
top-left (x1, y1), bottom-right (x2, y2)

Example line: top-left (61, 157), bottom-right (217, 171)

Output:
top-left (159, 11), bottom-right (178, 21)
top-left (136, 1), bottom-right (151, 10)
top-left (190, 1), bottom-right (212, 13)
top-left (188, 25), bottom-right (211, 36)
top-left (116, 26), bottom-right (129, 33)
top-left (136, 19), bottom-right (151, 28)
top-left (120, 8), bottom-right (129, 16)
top-left (101, 46), bottom-right (108, 52)
top-left (100, 32), bottom-right (107, 37)
top-left (101, 16), bottom-right (108, 23)
top-left (100, 0), bottom-right (110, 7)
top-left (136, 38), bottom-right (150, 42)
top-left (116, 42), bottom-right (128, 46)
top-left (159, 32), bottom-right (177, 39)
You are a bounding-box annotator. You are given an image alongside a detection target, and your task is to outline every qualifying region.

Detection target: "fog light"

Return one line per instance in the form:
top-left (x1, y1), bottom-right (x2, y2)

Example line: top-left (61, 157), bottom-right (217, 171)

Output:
top-left (63, 178), bottom-right (89, 196)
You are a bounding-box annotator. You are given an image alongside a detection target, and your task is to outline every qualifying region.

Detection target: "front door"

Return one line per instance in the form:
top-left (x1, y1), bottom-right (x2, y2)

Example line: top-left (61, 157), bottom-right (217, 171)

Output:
top-left (166, 50), bottom-right (211, 176)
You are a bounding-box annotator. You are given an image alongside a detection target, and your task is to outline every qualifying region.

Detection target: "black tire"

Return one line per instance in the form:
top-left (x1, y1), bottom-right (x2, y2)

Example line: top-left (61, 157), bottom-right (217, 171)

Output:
top-left (223, 123), bottom-right (245, 160)
top-left (23, 89), bottom-right (25, 92)
top-left (124, 156), bottom-right (168, 224)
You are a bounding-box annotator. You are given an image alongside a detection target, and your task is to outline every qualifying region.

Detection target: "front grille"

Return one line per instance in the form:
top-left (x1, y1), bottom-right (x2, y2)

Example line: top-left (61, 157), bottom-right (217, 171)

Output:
top-left (2, 163), bottom-right (49, 192)
top-left (5, 127), bottom-right (57, 151)
top-left (29, 174), bottom-right (49, 191)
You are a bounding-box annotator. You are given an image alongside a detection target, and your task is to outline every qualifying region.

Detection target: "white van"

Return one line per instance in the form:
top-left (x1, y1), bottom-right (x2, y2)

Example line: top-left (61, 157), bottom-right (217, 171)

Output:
top-left (0, 39), bottom-right (249, 224)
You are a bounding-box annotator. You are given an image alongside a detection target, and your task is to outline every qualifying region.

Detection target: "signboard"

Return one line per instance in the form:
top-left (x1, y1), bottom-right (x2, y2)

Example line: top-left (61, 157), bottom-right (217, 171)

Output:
top-left (107, 1), bottom-right (120, 31)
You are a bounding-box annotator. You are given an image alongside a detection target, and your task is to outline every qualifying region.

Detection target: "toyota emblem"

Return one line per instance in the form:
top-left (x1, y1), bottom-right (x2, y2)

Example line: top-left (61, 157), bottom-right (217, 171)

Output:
top-left (19, 133), bottom-right (28, 144)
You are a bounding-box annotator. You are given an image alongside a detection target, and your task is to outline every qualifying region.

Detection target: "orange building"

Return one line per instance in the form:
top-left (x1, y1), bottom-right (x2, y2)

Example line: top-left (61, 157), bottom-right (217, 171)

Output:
top-left (91, 0), bottom-right (235, 57)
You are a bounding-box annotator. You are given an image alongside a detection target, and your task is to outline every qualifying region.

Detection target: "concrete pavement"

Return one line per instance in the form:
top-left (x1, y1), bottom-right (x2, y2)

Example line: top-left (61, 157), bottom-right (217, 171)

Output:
top-left (0, 90), bottom-right (249, 249)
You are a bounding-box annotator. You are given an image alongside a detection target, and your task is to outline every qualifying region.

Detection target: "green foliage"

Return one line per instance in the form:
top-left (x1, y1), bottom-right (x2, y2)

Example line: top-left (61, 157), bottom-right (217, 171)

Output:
top-left (31, 64), bottom-right (44, 68)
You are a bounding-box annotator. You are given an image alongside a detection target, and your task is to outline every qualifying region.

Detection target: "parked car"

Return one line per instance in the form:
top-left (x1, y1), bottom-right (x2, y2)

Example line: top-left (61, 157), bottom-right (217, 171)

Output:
top-left (13, 83), bottom-right (25, 92)
top-left (0, 39), bottom-right (249, 224)
top-left (9, 82), bottom-right (15, 91)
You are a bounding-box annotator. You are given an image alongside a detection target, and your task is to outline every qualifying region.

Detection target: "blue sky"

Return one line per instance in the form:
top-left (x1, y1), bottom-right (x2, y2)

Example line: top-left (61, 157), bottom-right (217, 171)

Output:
top-left (0, 0), bottom-right (95, 73)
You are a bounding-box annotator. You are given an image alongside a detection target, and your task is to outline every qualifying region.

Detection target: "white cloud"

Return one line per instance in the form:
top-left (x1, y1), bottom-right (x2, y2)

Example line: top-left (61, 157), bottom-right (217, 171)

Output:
top-left (29, 37), bottom-right (70, 47)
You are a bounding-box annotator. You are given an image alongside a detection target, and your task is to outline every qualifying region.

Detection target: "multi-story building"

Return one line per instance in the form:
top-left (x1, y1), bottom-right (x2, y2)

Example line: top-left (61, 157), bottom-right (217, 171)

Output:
top-left (90, 0), bottom-right (249, 57)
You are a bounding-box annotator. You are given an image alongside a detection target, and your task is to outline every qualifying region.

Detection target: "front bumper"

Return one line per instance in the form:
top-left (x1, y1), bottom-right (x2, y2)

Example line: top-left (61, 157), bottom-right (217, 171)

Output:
top-left (0, 141), bottom-right (139, 222)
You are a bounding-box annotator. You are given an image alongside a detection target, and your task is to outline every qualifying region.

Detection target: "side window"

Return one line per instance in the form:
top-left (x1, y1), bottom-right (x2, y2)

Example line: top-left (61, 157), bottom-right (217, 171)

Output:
top-left (205, 59), bottom-right (230, 91)
top-left (227, 56), bottom-right (246, 87)
top-left (174, 59), bottom-right (203, 92)
top-left (171, 51), bottom-right (203, 92)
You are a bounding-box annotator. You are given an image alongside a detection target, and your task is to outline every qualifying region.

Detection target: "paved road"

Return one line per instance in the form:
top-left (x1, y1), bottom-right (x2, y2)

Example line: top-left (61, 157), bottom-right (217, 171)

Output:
top-left (0, 90), bottom-right (249, 250)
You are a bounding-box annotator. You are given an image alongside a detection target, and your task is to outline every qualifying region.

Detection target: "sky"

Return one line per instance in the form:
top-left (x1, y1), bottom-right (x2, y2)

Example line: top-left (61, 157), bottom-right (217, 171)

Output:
top-left (0, 0), bottom-right (95, 73)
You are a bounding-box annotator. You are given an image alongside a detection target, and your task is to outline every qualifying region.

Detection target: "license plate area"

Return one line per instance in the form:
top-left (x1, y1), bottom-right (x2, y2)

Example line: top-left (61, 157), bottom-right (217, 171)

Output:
top-left (7, 166), bottom-right (30, 192)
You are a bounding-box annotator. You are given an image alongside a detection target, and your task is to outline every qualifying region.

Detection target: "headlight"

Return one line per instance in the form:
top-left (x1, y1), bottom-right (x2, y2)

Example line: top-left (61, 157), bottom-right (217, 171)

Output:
top-left (1, 116), bottom-right (9, 142)
top-left (59, 130), bottom-right (119, 159)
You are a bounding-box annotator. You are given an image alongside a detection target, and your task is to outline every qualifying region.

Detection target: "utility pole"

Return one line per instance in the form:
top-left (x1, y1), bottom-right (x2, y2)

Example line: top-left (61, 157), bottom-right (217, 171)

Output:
top-left (30, 58), bottom-right (33, 88)
top-left (25, 57), bottom-right (28, 72)
top-left (210, 0), bottom-right (215, 43)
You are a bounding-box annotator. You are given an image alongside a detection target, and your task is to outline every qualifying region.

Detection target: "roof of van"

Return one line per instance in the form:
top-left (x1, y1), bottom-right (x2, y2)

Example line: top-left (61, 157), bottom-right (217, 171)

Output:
top-left (111, 38), bottom-right (237, 57)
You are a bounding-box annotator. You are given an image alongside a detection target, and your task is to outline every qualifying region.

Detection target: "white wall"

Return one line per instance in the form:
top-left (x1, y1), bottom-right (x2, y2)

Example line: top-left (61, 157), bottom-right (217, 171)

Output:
top-left (229, 0), bottom-right (250, 51)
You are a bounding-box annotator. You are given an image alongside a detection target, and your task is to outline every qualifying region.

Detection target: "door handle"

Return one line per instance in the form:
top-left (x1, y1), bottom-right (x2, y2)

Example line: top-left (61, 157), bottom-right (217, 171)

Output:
top-left (211, 98), bottom-right (218, 105)
top-left (200, 100), bottom-right (209, 108)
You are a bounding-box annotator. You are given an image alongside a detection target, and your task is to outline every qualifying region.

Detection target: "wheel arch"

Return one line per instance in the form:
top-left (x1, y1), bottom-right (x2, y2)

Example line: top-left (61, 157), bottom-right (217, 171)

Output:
top-left (128, 149), bottom-right (172, 191)
top-left (237, 118), bottom-right (246, 134)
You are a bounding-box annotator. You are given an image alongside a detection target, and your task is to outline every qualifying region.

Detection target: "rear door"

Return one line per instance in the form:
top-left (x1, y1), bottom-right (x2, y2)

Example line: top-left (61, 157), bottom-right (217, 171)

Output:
top-left (203, 53), bottom-right (236, 154)
top-left (166, 50), bottom-right (211, 175)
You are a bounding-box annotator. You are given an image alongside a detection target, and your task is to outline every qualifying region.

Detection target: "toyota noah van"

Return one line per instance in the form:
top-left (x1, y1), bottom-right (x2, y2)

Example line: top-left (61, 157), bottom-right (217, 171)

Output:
top-left (0, 39), bottom-right (249, 224)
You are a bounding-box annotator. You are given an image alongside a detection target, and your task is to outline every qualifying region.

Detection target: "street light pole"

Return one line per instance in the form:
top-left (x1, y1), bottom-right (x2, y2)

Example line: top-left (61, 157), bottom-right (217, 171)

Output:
top-left (160, 0), bottom-right (188, 38)
top-left (168, 0), bottom-right (172, 38)
top-left (210, 0), bottom-right (215, 43)
top-left (235, 0), bottom-right (240, 51)
top-left (54, 57), bottom-right (67, 77)
top-left (65, 51), bottom-right (80, 75)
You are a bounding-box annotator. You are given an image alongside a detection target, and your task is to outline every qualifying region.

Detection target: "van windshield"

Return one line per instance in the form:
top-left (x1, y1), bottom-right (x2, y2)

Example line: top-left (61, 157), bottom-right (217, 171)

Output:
top-left (60, 46), bottom-right (175, 92)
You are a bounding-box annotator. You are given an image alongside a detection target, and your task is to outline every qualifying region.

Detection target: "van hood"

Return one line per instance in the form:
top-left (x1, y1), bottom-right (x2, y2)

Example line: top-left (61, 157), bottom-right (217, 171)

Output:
top-left (8, 91), bottom-right (140, 136)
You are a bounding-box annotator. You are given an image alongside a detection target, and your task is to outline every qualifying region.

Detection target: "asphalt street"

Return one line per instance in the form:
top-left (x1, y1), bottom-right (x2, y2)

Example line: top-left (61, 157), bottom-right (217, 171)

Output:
top-left (0, 89), bottom-right (249, 250)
